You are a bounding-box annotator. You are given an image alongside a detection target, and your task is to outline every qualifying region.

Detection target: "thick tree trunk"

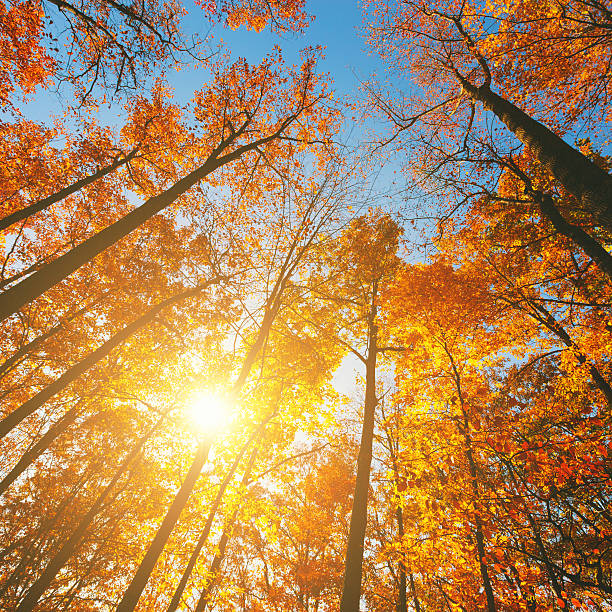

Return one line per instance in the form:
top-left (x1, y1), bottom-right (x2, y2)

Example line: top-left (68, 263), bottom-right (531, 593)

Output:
top-left (0, 277), bottom-right (223, 440)
top-left (14, 420), bottom-right (160, 612)
top-left (340, 291), bottom-right (378, 612)
top-left (458, 77), bottom-right (612, 230)
top-left (0, 120), bottom-right (288, 323)
top-left (116, 440), bottom-right (211, 612)
top-left (0, 148), bottom-right (139, 233)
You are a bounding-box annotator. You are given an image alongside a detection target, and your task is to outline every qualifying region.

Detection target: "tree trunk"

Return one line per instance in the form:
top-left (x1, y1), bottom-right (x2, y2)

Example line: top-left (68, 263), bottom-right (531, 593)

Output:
top-left (195, 447), bottom-right (259, 612)
top-left (0, 120), bottom-right (288, 323)
top-left (0, 277), bottom-right (223, 440)
top-left (340, 290), bottom-right (378, 612)
top-left (0, 402), bottom-right (83, 496)
top-left (536, 192), bottom-right (612, 280)
top-left (14, 419), bottom-right (160, 612)
top-left (395, 506), bottom-right (408, 612)
top-left (0, 296), bottom-right (105, 379)
top-left (458, 77), bottom-right (612, 230)
top-left (194, 444), bottom-right (259, 612)
top-left (119, 216), bottom-right (305, 611)
top-left (0, 147), bottom-right (139, 233)
top-left (116, 440), bottom-right (211, 612)
top-left (445, 348), bottom-right (496, 611)
top-left (166, 422), bottom-right (267, 612)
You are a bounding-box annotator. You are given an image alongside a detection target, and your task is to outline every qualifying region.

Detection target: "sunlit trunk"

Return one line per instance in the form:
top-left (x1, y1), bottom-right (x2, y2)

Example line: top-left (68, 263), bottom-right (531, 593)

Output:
top-left (116, 440), bottom-right (211, 612)
top-left (166, 427), bottom-right (264, 612)
top-left (340, 286), bottom-right (378, 612)
top-left (193, 444), bottom-right (259, 612)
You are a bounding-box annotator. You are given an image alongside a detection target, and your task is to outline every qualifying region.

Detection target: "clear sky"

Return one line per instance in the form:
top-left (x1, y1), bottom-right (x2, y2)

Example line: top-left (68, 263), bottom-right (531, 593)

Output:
top-left (172, 0), bottom-right (378, 99)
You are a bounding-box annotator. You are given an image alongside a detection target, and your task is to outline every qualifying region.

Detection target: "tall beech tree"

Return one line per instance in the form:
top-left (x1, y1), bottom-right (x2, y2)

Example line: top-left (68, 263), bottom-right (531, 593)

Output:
top-left (290, 212), bottom-right (402, 610)
top-left (0, 51), bottom-right (336, 323)
top-left (365, 0), bottom-right (612, 230)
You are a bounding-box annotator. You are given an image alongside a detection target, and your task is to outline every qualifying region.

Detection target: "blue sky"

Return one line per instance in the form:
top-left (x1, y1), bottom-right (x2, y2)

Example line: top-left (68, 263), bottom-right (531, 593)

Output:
top-left (173, 0), bottom-right (379, 99)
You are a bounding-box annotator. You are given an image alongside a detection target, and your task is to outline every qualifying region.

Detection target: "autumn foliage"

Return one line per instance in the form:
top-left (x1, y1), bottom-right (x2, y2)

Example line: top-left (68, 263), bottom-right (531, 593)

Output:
top-left (1, 0), bottom-right (611, 610)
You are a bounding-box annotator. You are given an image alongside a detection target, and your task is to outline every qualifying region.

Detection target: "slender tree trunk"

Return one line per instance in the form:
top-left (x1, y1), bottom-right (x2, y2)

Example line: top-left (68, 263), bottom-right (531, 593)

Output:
top-left (0, 277), bottom-right (223, 440)
top-left (457, 77), bottom-right (612, 230)
top-left (116, 440), bottom-right (211, 612)
top-left (465, 445), bottom-right (497, 612)
top-left (0, 148), bottom-right (139, 233)
top-left (340, 291), bottom-right (378, 612)
top-left (528, 300), bottom-right (612, 405)
top-left (193, 445), bottom-right (259, 612)
top-left (15, 420), bottom-right (160, 612)
top-left (194, 523), bottom-right (234, 612)
top-left (504, 462), bottom-right (567, 605)
top-left (0, 469), bottom-right (92, 601)
top-left (0, 402), bottom-right (83, 496)
top-left (0, 296), bottom-right (105, 379)
top-left (56, 508), bottom-right (127, 611)
top-left (0, 119), bottom-right (290, 323)
top-left (446, 349), bottom-right (496, 612)
top-left (395, 506), bottom-right (409, 612)
top-left (382, 413), bottom-right (413, 612)
top-left (166, 421), bottom-right (268, 612)
top-left (117, 211), bottom-right (310, 611)
top-left (408, 572), bottom-right (421, 612)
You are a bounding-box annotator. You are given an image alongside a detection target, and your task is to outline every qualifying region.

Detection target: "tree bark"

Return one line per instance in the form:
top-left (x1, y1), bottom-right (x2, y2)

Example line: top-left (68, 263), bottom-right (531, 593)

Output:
top-left (15, 419), bottom-right (160, 612)
top-left (536, 192), bottom-right (612, 280)
top-left (395, 505), bottom-right (409, 612)
top-left (194, 444), bottom-right (259, 612)
top-left (340, 287), bottom-right (378, 612)
top-left (166, 422), bottom-right (267, 612)
top-left (116, 440), bottom-right (211, 612)
top-left (446, 349), bottom-right (496, 612)
top-left (457, 76), bottom-right (612, 230)
top-left (0, 277), bottom-right (223, 440)
top-left (0, 402), bottom-right (83, 496)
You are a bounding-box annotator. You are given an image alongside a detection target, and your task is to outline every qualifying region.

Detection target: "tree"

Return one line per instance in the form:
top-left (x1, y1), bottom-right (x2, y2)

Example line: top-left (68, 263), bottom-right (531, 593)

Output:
top-left (0, 50), bottom-right (336, 323)
top-left (364, 0), bottom-right (612, 229)
top-left (289, 211), bottom-right (402, 610)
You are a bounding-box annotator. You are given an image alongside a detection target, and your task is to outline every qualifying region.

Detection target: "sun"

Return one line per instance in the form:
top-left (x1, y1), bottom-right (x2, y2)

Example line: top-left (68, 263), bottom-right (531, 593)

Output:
top-left (187, 390), bottom-right (232, 435)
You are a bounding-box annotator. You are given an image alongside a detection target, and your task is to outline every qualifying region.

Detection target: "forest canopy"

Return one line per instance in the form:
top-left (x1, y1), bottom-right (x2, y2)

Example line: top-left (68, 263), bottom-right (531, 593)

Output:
top-left (1, 0), bottom-right (611, 610)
